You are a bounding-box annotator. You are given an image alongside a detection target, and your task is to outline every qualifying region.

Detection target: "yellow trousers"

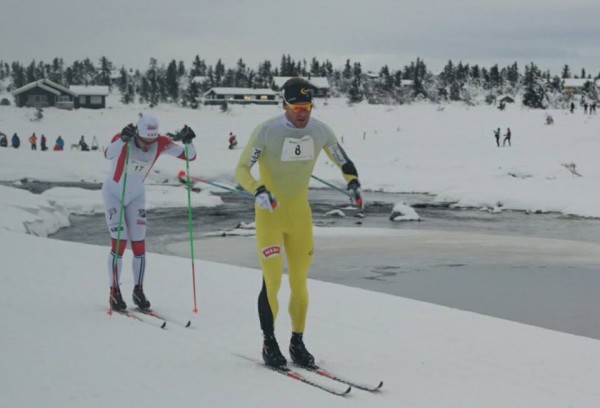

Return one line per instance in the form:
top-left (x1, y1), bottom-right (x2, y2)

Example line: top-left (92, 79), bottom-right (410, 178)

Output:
top-left (255, 197), bottom-right (313, 334)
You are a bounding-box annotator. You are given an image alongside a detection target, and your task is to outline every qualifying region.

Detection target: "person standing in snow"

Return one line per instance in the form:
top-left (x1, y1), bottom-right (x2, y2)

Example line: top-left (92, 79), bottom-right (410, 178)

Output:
top-left (503, 127), bottom-right (512, 147)
top-left (29, 133), bottom-right (37, 151)
top-left (12, 133), bottom-right (20, 148)
top-left (40, 134), bottom-right (47, 151)
top-left (228, 132), bottom-right (238, 149)
top-left (54, 135), bottom-right (64, 151)
top-left (493, 128), bottom-right (500, 147)
top-left (235, 77), bottom-right (364, 368)
top-left (102, 115), bottom-right (197, 311)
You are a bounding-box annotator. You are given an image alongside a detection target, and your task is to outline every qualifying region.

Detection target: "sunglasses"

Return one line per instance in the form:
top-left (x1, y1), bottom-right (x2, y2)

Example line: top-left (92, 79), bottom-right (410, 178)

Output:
top-left (284, 99), bottom-right (314, 113)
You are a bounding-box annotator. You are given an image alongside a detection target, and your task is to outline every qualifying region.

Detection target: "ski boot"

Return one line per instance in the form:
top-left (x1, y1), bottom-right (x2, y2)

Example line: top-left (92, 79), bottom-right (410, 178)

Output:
top-left (262, 333), bottom-right (287, 368)
top-left (289, 332), bottom-right (316, 368)
top-left (132, 284), bottom-right (151, 310)
top-left (110, 286), bottom-right (127, 311)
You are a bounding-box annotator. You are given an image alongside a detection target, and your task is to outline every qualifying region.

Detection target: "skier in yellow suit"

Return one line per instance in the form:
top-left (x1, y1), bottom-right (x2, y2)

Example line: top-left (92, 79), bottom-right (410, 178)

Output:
top-left (235, 77), bottom-right (364, 368)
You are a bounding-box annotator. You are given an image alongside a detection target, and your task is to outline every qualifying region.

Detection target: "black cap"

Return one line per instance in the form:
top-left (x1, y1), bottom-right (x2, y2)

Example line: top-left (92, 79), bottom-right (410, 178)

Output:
top-left (283, 78), bottom-right (313, 103)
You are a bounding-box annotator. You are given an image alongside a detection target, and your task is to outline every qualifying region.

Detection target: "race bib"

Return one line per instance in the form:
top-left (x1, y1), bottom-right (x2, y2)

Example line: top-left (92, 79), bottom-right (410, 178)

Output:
top-left (281, 136), bottom-right (314, 161)
top-left (129, 159), bottom-right (151, 175)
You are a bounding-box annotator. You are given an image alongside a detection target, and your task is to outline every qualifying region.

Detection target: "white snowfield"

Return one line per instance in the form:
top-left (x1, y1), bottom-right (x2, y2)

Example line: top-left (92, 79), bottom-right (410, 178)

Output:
top-left (1, 97), bottom-right (600, 406)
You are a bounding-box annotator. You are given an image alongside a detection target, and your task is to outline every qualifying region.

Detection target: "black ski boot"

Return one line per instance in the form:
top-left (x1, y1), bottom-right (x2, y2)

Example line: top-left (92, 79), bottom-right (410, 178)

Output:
top-left (132, 284), bottom-right (151, 310)
top-left (262, 333), bottom-right (287, 368)
top-left (110, 286), bottom-right (127, 311)
top-left (289, 332), bottom-right (316, 368)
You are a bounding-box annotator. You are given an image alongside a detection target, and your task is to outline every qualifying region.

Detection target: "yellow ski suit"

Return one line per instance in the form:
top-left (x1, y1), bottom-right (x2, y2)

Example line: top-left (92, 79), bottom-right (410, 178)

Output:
top-left (235, 114), bottom-right (359, 334)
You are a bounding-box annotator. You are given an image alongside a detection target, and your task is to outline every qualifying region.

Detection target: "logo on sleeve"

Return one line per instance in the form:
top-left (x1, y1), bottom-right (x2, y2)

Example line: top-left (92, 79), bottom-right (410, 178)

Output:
top-left (262, 245), bottom-right (281, 259)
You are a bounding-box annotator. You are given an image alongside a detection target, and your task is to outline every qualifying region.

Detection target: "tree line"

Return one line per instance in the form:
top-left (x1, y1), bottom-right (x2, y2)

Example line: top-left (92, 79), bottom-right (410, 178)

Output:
top-left (0, 55), bottom-right (598, 109)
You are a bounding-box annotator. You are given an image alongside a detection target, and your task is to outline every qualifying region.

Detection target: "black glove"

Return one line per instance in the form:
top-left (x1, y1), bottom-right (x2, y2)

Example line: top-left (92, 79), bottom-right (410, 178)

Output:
top-left (347, 179), bottom-right (364, 210)
top-left (120, 124), bottom-right (137, 143)
top-left (181, 125), bottom-right (196, 144)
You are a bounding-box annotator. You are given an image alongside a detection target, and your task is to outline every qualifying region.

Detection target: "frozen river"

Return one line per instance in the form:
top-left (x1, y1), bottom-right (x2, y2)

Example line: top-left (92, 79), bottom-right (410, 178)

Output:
top-left (49, 187), bottom-right (600, 339)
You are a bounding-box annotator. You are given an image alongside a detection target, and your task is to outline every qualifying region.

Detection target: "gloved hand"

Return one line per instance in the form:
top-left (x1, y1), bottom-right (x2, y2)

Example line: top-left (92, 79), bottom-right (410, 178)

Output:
top-left (181, 125), bottom-right (196, 144)
top-left (254, 186), bottom-right (278, 212)
top-left (120, 124), bottom-right (137, 143)
top-left (347, 179), bottom-right (364, 210)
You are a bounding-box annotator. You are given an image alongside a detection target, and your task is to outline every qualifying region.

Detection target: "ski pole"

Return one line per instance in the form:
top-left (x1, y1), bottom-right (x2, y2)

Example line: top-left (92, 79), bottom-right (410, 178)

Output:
top-left (183, 148), bottom-right (199, 314)
top-left (179, 171), bottom-right (253, 198)
top-left (310, 174), bottom-right (351, 197)
top-left (311, 174), bottom-right (365, 217)
top-left (109, 139), bottom-right (131, 315)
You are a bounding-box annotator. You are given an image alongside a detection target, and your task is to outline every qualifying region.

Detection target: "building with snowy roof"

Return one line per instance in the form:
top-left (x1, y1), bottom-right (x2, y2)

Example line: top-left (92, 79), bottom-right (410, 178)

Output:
top-left (12, 79), bottom-right (109, 109)
top-left (203, 87), bottom-right (279, 105)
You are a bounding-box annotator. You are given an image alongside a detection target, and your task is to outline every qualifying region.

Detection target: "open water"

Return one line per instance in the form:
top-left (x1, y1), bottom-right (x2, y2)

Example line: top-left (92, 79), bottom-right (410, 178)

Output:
top-left (39, 181), bottom-right (600, 340)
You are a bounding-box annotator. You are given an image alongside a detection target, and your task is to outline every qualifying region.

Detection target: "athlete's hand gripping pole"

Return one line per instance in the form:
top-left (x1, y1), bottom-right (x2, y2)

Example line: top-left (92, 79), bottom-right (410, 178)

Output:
top-left (254, 185), bottom-right (278, 212)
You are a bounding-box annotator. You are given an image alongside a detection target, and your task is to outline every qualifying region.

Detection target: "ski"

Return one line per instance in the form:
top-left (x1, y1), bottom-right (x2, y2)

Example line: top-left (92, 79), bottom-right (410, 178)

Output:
top-left (135, 308), bottom-right (191, 328)
top-left (234, 354), bottom-right (351, 397)
top-left (295, 364), bottom-right (383, 392)
top-left (113, 309), bottom-right (167, 329)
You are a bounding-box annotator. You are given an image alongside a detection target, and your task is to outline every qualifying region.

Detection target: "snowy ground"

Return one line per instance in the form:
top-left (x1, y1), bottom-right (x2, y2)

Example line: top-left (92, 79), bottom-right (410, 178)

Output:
top-left (1, 97), bottom-right (600, 406)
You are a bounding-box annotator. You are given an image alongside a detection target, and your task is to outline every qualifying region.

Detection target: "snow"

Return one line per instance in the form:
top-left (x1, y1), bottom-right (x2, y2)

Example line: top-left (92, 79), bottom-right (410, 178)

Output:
top-left (1, 95), bottom-right (600, 406)
top-left (390, 201), bottom-right (421, 221)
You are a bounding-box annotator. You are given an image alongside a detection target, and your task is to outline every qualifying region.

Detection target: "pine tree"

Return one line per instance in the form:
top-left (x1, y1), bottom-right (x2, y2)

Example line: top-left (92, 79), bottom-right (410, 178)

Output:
top-left (522, 63), bottom-right (545, 109)
top-left (186, 80), bottom-right (200, 109)
top-left (145, 58), bottom-right (160, 107)
top-left (561, 65), bottom-right (571, 79)
top-left (11, 62), bottom-right (26, 88)
top-left (506, 62), bottom-right (519, 86)
top-left (214, 59), bottom-right (225, 86)
top-left (234, 58), bottom-right (248, 87)
top-left (582, 79), bottom-right (598, 100)
top-left (165, 60), bottom-right (179, 103)
top-left (190, 55), bottom-right (206, 77)
top-left (48, 58), bottom-right (64, 84)
top-left (347, 62), bottom-right (364, 104)
top-left (25, 61), bottom-right (36, 83)
top-left (489, 64), bottom-right (502, 89)
top-left (97, 56), bottom-right (113, 87)
top-left (256, 60), bottom-right (272, 88)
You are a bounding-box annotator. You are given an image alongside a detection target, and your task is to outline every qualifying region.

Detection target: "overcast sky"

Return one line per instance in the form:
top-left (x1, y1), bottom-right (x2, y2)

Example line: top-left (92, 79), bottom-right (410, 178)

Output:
top-left (2, 0), bottom-right (599, 76)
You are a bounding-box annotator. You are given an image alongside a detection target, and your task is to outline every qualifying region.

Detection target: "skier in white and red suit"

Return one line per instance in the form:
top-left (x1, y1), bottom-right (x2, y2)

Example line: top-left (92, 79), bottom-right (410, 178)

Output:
top-left (102, 114), bottom-right (196, 311)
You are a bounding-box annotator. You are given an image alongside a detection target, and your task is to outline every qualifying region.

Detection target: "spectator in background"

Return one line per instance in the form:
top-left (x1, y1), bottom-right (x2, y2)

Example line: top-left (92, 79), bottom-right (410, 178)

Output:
top-left (29, 133), bottom-right (38, 151)
top-left (79, 135), bottom-right (90, 151)
top-left (0, 133), bottom-right (7, 148)
top-left (503, 128), bottom-right (512, 147)
top-left (41, 134), bottom-right (48, 151)
top-left (12, 133), bottom-right (20, 149)
top-left (54, 135), bottom-right (64, 151)
top-left (493, 128), bottom-right (500, 147)
top-left (228, 132), bottom-right (238, 149)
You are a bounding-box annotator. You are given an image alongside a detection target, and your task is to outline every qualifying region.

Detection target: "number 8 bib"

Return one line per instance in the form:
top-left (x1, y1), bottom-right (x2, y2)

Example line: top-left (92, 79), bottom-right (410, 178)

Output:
top-left (281, 136), bottom-right (314, 161)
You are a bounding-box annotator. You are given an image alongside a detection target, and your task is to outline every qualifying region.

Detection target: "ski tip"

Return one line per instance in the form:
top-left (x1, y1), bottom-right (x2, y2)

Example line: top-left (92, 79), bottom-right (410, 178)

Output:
top-left (354, 212), bottom-right (365, 218)
top-left (375, 381), bottom-right (384, 390)
top-left (160, 321), bottom-right (167, 329)
top-left (342, 386), bottom-right (352, 395)
top-left (185, 320), bottom-right (192, 328)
